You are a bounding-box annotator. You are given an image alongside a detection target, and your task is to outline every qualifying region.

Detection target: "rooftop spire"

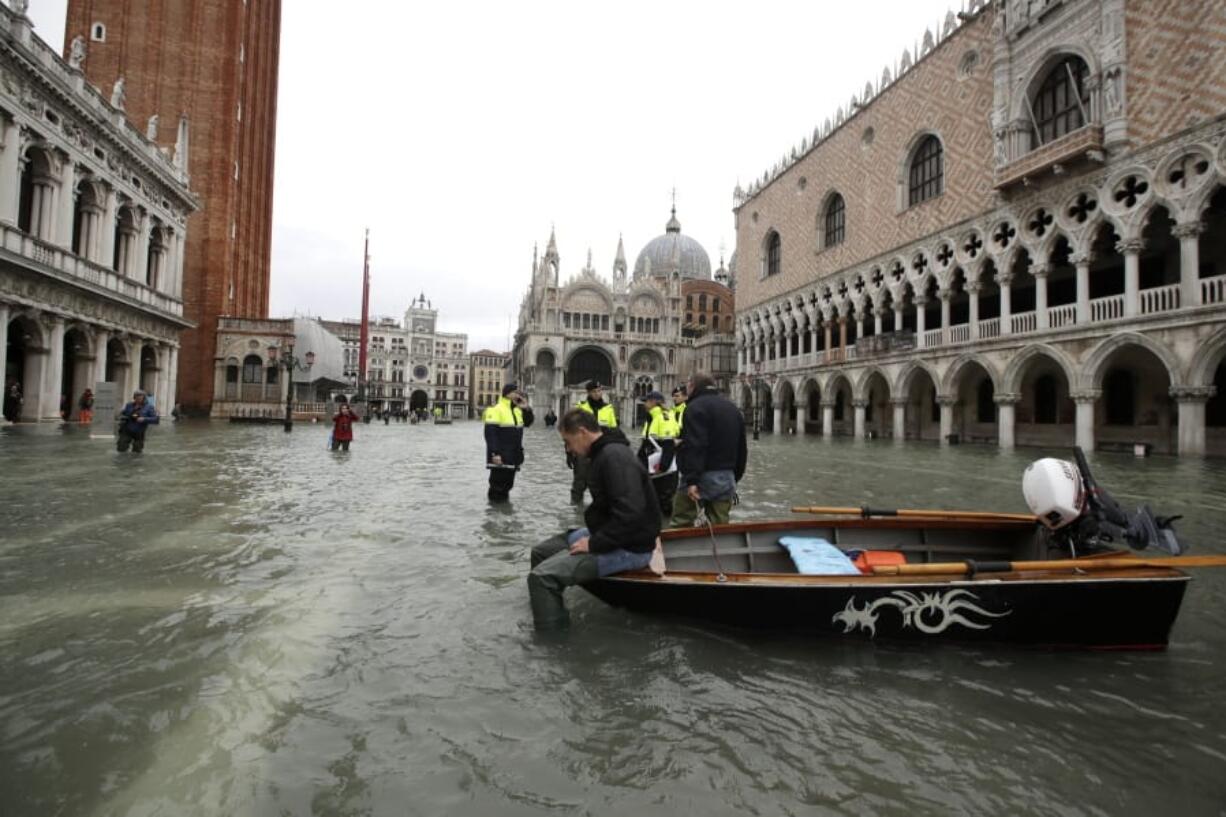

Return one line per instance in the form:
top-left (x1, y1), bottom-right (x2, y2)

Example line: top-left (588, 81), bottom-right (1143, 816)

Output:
top-left (665, 191), bottom-right (681, 234)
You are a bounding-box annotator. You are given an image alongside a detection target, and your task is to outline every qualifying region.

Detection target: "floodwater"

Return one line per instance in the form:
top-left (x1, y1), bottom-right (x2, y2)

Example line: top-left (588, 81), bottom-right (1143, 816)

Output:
top-left (2, 418), bottom-right (1225, 816)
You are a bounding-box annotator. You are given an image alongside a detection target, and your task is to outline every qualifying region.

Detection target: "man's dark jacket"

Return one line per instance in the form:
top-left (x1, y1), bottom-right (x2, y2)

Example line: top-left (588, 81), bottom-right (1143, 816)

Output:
top-left (585, 433), bottom-right (661, 554)
top-left (676, 387), bottom-right (748, 487)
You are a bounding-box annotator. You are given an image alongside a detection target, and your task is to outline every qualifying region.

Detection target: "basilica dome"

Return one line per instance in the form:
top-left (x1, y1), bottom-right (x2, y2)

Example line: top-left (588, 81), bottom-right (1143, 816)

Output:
top-left (633, 208), bottom-right (712, 281)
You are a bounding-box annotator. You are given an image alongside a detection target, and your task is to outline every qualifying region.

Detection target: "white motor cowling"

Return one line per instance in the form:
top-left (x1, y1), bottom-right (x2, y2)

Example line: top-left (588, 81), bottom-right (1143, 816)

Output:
top-left (1022, 458), bottom-right (1085, 530)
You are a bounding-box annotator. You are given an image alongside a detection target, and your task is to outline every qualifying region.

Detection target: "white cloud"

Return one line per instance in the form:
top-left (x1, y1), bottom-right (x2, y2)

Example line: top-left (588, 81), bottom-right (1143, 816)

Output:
top-left (25, 0), bottom-right (962, 352)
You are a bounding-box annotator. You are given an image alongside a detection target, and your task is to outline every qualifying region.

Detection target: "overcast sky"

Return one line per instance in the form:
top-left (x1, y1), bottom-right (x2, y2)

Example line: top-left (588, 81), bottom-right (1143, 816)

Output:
top-left (27, 0), bottom-right (960, 352)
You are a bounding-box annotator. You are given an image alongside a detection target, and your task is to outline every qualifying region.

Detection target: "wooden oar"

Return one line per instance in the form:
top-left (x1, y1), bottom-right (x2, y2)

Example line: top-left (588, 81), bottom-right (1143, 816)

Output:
top-left (871, 555), bottom-right (1226, 577)
top-left (792, 505), bottom-right (1038, 524)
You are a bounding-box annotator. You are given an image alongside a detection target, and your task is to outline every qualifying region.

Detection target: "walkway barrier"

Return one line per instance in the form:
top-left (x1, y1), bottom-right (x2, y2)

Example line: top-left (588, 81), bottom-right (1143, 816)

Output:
top-left (1010, 311), bottom-right (1037, 334)
top-left (1140, 284), bottom-right (1180, 315)
top-left (949, 324), bottom-right (970, 344)
top-left (1202, 275), bottom-right (1226, 306)
top-left (979, 317), bottom-right (1001, 339)
top-left (1048, 303), bottom-right (1077, 328)
top-left (1090, 294), bottom-right (1124, 321)
top-left (923, 328), bottom-right (943, 347)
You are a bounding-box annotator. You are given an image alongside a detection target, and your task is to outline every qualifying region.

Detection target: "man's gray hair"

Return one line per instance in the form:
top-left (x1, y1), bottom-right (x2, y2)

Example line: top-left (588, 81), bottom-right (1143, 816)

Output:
top-left (688, 373), bottom-right (715, 393)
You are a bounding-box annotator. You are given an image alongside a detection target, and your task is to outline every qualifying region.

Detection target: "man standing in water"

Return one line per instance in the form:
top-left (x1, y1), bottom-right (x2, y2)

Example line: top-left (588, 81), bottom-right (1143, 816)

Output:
top-left (569, 380), bottom-right (618, 503)
top-left (116, 389), bottom-right (159, 453)
top-left (669, 373), bottom-right (747, 527)
top-left (484, 383), bottom-right (534, 502)
top-left (529, 408), bottom-right (660, 629)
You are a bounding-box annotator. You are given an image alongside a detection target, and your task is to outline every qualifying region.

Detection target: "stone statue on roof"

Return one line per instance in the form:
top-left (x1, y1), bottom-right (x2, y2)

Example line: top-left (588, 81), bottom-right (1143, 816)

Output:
top-left (146, 114), bottom-right (159, 140)
top-left (111, 76), bottom-right (126, 110)
top-left (68, 36), bottom-right (87, 70)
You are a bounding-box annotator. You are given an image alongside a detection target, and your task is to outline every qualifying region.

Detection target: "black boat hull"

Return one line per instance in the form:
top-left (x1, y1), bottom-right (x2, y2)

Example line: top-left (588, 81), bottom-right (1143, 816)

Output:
top-left (583, 572), bottom-right (1189, 649)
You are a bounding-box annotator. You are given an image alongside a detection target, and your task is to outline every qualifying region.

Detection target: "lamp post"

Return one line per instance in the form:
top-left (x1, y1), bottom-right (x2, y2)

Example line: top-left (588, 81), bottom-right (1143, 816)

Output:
top-left (268, 343), bottom-right (315, 432)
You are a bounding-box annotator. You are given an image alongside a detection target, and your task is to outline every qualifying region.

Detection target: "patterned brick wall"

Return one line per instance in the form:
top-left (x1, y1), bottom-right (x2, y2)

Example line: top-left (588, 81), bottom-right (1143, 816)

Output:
top-left (1126, 0), bottom-right (1226, 147)
top-left (735, 13), bottom-right (997, 313)
top-left (64, 0), bottom-right (281, 412)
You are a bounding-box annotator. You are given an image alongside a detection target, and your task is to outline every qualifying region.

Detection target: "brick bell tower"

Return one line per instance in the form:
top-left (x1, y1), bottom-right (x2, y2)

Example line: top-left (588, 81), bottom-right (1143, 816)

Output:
top-left (63, 1), bottom-right (282, 413)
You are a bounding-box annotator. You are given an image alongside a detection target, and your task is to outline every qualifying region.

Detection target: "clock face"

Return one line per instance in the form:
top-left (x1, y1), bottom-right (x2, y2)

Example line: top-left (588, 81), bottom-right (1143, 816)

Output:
top-left (413, 365), bottom-right (429, 380)
top-left (416, 323), bottom-right (427, 332)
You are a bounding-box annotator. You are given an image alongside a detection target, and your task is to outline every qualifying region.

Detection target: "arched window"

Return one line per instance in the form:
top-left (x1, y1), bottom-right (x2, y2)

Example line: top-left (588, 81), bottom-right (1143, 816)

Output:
top-left (698, 293), bottom-right (707, 311)
top-left (908, 136), bottom-right (944, 206)
top-left (824, 193), bottom-right (846, 247)
top-left (766, 231), bottom-right (782, 277)
top-left (242, 354), bottom-right (263, 384)
top-left (1033, 56), bottom-right (1089, 145)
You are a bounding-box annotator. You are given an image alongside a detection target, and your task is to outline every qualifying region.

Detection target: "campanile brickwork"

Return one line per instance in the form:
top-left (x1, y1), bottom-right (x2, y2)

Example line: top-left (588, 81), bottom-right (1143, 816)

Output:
top-left (64, 0), bottom-right (281, 411)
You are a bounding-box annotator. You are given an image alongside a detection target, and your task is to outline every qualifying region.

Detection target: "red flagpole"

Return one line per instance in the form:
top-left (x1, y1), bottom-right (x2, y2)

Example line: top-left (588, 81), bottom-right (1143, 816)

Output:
top-left (358, 229), bottom-right (370, 403)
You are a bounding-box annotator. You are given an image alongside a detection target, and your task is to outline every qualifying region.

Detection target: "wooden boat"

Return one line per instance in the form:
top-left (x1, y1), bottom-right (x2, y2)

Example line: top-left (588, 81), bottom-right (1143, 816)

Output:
top-left (583, 517), bottom-right (1193, 650)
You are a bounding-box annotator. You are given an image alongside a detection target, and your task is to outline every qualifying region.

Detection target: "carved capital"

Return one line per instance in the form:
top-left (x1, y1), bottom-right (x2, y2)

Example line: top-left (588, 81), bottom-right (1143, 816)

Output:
top-left (1172, 222), bottom-right (1205, 240)
top-left (1169, 385), bottom-right (1215, 402)
top-left (889, 397), bottom-right (910, 408)
top-left (936, 395), bottom-right (959, 407)
top-left (1030, 263), bottom-right (1051, 279)
top-left (995, 271), bottom-right (1014, 286)
top-left (851, 399), bottom-right (869, 409)
top-left (1115, 238), bottom-right (1144, 255)
top-left (993, 392), bottom-right (1022, 405)
top-left (1070, 390), bottom-right (1102, 404)
top-left (1068, 251), bottom-right (1094, 267)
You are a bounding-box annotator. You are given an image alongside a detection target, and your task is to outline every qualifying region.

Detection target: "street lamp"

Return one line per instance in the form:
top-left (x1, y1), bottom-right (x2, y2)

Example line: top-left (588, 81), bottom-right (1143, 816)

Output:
top-left (268, 343), bottom-right (315, 432)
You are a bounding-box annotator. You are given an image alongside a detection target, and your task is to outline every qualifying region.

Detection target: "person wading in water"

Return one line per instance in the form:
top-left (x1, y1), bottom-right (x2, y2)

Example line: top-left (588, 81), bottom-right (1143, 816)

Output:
top-left (483, 382), bottom-right (534, 502)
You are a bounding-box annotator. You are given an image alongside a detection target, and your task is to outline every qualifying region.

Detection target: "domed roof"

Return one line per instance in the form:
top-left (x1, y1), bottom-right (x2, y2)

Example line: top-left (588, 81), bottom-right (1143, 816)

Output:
top-left (633, 208), bottom-right (712, 281)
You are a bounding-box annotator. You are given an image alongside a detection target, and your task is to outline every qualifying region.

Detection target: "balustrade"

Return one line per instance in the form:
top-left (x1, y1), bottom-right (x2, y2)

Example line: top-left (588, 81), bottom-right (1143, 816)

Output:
top-left (1203, 275), bottom-right (1226, 306)
top-left (948, 324), bottom-right (970, 344)
top-left (923, 328), bottom-right (944, 347)
top-left (978, 317), bottom-right (1000, 339)
top-left (1089, 294), bottom-right (1124, 322)
top-left (1047, 303), bottom-right (1077, 328)
top-left (1139, 284), bottom-right (1180, 315)
top-left (1010, 311), bottom-right (1037, 334)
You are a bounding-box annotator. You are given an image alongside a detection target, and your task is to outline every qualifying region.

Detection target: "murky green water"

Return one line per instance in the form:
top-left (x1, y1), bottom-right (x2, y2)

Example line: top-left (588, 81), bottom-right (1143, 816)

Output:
top-left (2, 420), bottom-right (1225, 816)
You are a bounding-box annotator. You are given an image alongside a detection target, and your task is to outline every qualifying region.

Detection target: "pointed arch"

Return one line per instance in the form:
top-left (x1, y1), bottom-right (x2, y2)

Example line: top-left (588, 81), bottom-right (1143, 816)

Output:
top-left (895, 359), bottom-right (942, 399)
top-left (1079, 332), bottom-right (1180, 392)
top-left (941, 353), bottom-right (1000, 395)
top-left (1001, 343), bottom-right (1077, 394)
top-left (1187, 324), bottom-right (1226, 388)
top-left (853, 366), bottom-right (892, 402)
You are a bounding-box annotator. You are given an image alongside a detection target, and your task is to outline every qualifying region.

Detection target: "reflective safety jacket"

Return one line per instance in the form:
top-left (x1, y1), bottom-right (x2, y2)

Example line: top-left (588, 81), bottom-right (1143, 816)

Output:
top-left (577, 398), bottom-right (618, 429)
top-left (483, 396), bottom-right (534, 467)
top-left (672, 401), bottom-right (687, 432)
top-left (637, 405), bottom-right (678, 477)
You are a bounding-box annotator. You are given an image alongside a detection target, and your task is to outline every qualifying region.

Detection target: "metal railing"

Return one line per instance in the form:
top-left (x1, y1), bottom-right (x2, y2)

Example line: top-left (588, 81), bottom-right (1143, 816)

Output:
top-left (1139, 283), bottom-right (1180, 315)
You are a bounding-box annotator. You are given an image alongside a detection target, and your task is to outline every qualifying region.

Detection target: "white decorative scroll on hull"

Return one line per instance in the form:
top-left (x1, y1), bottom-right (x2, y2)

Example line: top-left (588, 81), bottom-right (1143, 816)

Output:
top-left (833, 589), bottom-right (1012, 637)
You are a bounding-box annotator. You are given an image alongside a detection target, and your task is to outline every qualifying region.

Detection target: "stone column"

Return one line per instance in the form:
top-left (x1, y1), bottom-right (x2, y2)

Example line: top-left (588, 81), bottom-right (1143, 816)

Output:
top-left (838, 317), bottom-right (847, 350)
top-left (0, 303), bottom-right (8, 347)
top-left (93, 328), bottom-right (110, 387)
top-left (137, 214), bottom-right (152, 285)
top-left (1033, 263), bottom-right (1050, 329)
top-left (938, 396), bottom-right (956, 444)
top-left (100, 187), bottom-right (117, 269)
top-left (893, 304), bottom-right (903, 333)
top-left (1171, 386), bottom-right (1213, 457)
top-left (154, 345), bottom-right (169, 408)
top-left (168, 345), bottom-right (179, 408)
top-left (873, 306), bottom-right (884, 336)
top-left (891, 398), bottom-right (907, 443)
top-left (1174, 223), bottom-right (1204, 308)
top-left (1071, 390), bottom-right (1100, 453)
top-left (915, 296), bottom-right (928, 347)
top-left (852, 399), bottom-right (867, 439)
top-left (41, 315), bottom-right (65, 420)
top-left (56, 156), bottom-right (76, 250)
top-left (1119, 239), bottom-right (1142, 318)
top-left (967, 282), bottom-right (981, 339)
top-left (998, 271), bottom-right (1013, 336)
top-left (995, 393), bottom-right (1020, 450)
top-left (939, 290), bottom-right (951, 342)
top-left (823, 324), bottom-right (832, 361)
top-left (0, 118), bottom-right (21, 226)
top-left (772, 405), bottom-right (783, 436)
top-left (795, 399), bottom-right (808, 433)
top-left (1072, 252), bottom-right (1092, 323)
top-left (822, 401), bottom-right (834, 437)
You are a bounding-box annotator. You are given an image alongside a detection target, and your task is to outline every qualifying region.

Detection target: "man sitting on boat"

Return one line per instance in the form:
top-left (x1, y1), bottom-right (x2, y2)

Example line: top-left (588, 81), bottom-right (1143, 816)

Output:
top-left (528, 408), bottom-right (661, 629)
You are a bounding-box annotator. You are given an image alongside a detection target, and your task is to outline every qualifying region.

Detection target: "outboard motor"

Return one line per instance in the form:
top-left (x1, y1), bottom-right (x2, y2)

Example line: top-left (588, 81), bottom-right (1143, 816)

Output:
top-left (1022, 447), bottom-right (1185, 556)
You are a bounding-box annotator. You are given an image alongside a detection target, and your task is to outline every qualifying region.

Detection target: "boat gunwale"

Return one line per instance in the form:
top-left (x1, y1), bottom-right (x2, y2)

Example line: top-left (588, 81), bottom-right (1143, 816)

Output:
top-left (600, 568), bottom-right (1191, 586)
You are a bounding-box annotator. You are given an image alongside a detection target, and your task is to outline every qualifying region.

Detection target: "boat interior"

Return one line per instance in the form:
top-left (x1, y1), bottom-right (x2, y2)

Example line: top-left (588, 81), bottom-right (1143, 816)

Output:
top-left (657, 518), bottom-right (1052, 575)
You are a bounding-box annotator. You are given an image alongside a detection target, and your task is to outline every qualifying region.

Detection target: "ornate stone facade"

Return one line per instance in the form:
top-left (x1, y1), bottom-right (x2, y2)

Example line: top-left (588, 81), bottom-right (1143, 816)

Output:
top-left (1, 5), bottom-right (196, 420)
top-left (732, 0), bottom-right (1226, 456)
top-left (511, 211), bottom-right (736, 425)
